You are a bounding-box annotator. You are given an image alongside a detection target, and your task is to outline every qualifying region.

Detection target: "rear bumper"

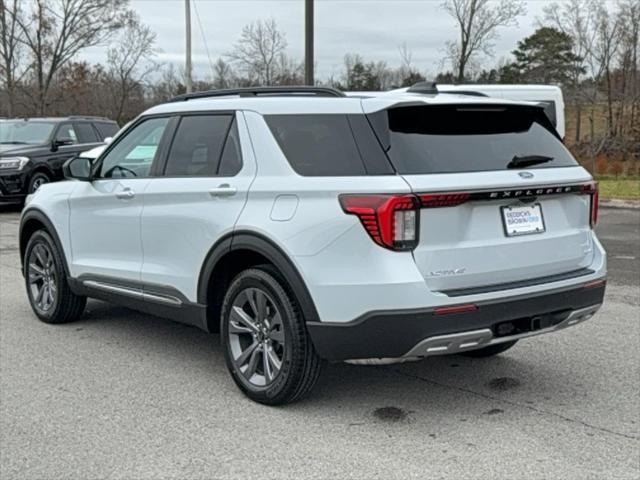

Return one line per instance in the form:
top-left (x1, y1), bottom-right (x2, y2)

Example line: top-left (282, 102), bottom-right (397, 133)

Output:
top-left (307, 281), bottom-right (606, 361)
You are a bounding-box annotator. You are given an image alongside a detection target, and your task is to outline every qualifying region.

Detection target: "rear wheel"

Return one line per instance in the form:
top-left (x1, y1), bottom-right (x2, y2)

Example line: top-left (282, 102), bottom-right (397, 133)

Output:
top-left (460, 340), bottom-right (518, 358)
top-left (221, 266), bottom-right (323, 405)
top-left (24, 230), bottom-right (86, 324)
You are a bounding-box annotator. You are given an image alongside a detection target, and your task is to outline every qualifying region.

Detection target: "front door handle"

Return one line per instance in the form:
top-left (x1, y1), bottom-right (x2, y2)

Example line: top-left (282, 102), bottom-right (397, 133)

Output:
top-left (115, 188), bottom-right (135, 200)
top-left (208, 184), bottom-right (237, 197)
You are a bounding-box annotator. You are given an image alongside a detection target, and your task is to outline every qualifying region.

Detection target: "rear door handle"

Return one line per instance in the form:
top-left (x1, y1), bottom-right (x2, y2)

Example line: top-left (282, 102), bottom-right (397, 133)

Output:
top-left (208, 184), bottom-right (237, 197)
top-left (115, 188), bottom-right (135, 200)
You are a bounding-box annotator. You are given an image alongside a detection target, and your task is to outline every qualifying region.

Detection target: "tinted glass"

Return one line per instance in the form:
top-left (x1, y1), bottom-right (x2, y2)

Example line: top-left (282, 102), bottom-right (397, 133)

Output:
top-left (266, 115), bottom-right (367, 176)
top-left (99, 117), bottom-right (169, 178)
top-left (94, 122), bottom-right (119, 140)
top-left (56, 123), bottom-right (78, 143)
top-left (536, 100), bottom-right (557, 127)
top-left (218, 119), bottom-right (243, 176)
top-left (0, 121), bottom-right (55, 144)
top-left (164, 115), bottom-right (232, 176)
top-left (74, 122), bottom-right (99, 143)
top-left (379, 105), bottom-right (577, 174)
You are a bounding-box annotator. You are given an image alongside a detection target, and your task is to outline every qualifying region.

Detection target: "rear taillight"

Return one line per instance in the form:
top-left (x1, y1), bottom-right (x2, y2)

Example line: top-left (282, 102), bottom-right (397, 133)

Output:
top-left (419, 192), bottom-right (470, 208)
top-left (339, 194), bottom-right (419, 251)
top-left (581, 182), bottom-right (599, 228)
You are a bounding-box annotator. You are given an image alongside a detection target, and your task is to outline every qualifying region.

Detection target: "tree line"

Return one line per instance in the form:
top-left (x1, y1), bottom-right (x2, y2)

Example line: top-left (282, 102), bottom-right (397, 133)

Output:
top-left (1, 0), bottom-right (638, 170)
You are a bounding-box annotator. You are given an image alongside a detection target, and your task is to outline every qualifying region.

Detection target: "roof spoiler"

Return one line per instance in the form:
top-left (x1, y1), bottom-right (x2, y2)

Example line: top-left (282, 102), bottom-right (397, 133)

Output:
top-left (406, 81), bottom-right (438, 95)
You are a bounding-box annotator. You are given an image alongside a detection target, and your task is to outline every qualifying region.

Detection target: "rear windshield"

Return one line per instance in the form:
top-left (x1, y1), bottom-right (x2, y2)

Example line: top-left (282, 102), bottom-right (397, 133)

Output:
top-left (371, 105), bottom-right (577, 174)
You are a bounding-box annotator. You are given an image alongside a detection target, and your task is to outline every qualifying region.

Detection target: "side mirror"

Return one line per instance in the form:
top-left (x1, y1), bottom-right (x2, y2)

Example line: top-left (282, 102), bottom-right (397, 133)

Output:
top-left (104, 136), bottom-right (113, 144)
top-left (63, 156), bottom-right (92, 181)
top-left (51, 137), bottom-right (74, 151)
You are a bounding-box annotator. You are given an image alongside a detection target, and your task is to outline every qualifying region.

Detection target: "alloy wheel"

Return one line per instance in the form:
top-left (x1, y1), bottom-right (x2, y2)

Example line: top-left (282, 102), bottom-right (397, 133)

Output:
top-left (31, 176), bottom-right (48, 192)
top-left (228, 287), bottom-right (286, 387)
top-left (27, 243), bottom-right (57, 312)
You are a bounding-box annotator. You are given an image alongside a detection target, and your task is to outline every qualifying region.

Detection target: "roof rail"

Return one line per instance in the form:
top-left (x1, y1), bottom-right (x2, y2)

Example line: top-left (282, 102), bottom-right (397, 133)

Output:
top-left (67, 115), bottom-right (111, 121)
top-left (406, 81), bottom-right (438, 94)
top-left (169, 86), bottom-right (346, 102)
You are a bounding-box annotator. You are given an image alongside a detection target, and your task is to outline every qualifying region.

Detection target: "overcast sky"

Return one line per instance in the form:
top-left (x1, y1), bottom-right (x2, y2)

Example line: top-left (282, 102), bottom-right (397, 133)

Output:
top-left (81, 0), bottom-right (583, 80)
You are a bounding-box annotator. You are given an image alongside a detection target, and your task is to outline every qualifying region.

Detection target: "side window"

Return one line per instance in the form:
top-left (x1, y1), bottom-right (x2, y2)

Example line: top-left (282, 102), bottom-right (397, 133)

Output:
top-left (73, 122), bottom-right (99, 143)
top-left (98, 117), bottom-right (169, 179)
top-left (265, 114), bottom-right (367, 176)
top-left (94, 122), bottom-right (119, 140)
top-left (55, 123), bottom-right (78, 144)
top-left (218, 119), bottom-right (243, 176)
top-left (164, 115), bottom-right (232, 177)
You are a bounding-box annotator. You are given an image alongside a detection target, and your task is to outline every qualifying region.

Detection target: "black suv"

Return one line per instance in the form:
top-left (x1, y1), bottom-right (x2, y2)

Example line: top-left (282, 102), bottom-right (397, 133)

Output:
top-left (0, 117), bottom-right (119, 203)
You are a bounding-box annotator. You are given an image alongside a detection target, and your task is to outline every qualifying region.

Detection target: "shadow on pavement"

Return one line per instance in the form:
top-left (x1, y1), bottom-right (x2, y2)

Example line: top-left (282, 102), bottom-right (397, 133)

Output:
top-left (69, 299), bottom-right (571, 415)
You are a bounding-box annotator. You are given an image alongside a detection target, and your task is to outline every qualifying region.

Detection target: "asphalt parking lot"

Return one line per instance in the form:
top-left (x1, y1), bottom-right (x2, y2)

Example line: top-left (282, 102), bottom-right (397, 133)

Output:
top-left (0, 205), bottom-right (638, 480)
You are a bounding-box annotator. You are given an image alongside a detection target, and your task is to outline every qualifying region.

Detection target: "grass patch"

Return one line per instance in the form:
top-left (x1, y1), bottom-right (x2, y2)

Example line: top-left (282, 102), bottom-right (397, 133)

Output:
top-left (597, 177), bottom-right (640, 200)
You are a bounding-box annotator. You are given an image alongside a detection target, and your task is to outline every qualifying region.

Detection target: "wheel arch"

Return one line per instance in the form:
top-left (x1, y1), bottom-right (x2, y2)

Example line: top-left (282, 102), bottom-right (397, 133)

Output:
top-left (198, 231), bottom-right (320, 332)
top-left (28, 163), bottom-right (56, 182)
top-left (19, 208), bottom-right (70, 278)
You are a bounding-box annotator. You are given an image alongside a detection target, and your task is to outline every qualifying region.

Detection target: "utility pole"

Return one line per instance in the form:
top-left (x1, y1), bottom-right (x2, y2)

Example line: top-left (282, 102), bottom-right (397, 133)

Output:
top-left (305, 0), bottom-right (314, 85)
top-left (185, 0), bottom-right (193, 93)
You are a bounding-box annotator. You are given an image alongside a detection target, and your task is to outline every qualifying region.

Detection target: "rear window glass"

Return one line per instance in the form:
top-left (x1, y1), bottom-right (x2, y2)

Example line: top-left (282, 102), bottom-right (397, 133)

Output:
top-left (265, 115), bottom-right (367, 176)
top-left (374, 105), bottom-right (576, 174)
top-left (536, 100), bottom-right (557, 127)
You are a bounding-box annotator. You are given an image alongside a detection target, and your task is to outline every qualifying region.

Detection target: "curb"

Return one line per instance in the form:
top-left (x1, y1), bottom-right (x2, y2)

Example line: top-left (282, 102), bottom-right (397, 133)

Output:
top-left (600, 199), bottom-right (640, 210)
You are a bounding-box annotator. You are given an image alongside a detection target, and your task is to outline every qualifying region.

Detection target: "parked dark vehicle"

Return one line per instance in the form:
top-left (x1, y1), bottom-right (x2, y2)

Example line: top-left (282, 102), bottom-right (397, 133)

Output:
top-left (0, 117), bottom-right (118, 203)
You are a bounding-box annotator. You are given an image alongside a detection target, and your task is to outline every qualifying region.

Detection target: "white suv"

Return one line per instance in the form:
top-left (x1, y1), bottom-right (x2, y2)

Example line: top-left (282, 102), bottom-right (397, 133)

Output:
top-left (19, 85), bottom-right (606, 405)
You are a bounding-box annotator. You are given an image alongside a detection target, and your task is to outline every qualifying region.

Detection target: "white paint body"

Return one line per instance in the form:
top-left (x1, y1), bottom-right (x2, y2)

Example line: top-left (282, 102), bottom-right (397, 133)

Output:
top-left (24, 92), bottom-right (605, 326)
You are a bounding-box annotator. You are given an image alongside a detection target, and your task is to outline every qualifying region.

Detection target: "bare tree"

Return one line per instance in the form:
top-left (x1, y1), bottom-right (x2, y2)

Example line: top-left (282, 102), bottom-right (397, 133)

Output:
top-left (17, 0), bottom-right (126, 114)
top-left (591, 3), bottom-right (621, 137)
top-left (0, 0), bottom-right (25, 115)
top-left (106, 11), bottom-right (158, 123)
top-left (615, 0), bottom-right (639, 144)
top-left (212, 58), bottom-right (235, 89)
top-left (443, 0), bottom-right (526, 82)
top-left (543, 0), bottom-right (597, 143)
top-left (227, 18), bottom-right (287, 85)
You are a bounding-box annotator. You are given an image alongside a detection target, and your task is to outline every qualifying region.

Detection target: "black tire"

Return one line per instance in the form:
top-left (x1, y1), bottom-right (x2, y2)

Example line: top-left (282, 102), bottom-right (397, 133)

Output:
top-left (24, 230), bottom-right (86, 324)
top-left (460, 340), bottom-right (518, 358)
top-left (28, 171), bottom-right (51, 193)
top-left (221, 265), bottom-right (324, 405)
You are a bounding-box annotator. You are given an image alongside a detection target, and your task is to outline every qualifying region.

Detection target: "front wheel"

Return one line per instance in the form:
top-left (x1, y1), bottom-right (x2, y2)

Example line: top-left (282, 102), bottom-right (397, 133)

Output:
top-left (28, 172), bottom-right (50, 193)
top-left (24, 230), bottom-right (86, 324)
top-left (221, 266), bottom-right (324, 405)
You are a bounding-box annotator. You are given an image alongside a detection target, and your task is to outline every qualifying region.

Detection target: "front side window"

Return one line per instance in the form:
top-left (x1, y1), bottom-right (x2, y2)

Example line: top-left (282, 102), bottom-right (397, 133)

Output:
top-left (0, 121), bottom-right (56, 145)
top-left (98, 117), bottom-right (169, 179)
top-left (55, 123), bottom-right (78, 144)
top-left (164, 115), bottom-right (232, 176)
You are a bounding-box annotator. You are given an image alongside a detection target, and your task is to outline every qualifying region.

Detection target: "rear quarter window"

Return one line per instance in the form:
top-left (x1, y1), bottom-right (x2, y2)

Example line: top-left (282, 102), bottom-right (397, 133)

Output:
top-left (265, 114), bottom-right (368, 176)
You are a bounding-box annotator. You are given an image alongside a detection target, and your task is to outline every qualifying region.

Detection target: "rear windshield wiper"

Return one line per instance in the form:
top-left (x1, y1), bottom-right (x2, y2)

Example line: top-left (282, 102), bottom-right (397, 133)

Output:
top-left (507, 155), bottom-right (554, 169)
top-left (0, 141), bottom-right (28, 145)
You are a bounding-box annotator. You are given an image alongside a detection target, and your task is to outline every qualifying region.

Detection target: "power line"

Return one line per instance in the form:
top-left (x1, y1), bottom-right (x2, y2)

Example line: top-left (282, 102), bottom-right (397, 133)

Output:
top-left (192, 0), bottom-right (216, 81)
